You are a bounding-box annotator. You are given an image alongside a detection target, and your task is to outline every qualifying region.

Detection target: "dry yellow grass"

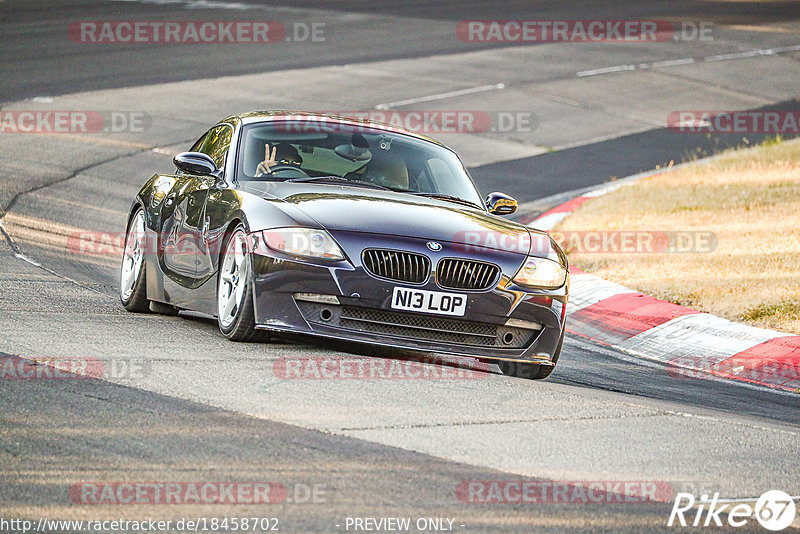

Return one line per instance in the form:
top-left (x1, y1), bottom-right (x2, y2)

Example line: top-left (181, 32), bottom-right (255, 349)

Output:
top-left (556, 138), bottom-right (800, 334)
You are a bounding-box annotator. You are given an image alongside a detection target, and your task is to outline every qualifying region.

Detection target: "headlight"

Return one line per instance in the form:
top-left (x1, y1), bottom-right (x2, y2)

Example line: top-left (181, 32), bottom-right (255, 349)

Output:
top-left (150, 176), bottom-right (175, 206)
top-left (261, 228), bottom-right (344, 261)
top-left (513, 257), bottom-right (567, 289)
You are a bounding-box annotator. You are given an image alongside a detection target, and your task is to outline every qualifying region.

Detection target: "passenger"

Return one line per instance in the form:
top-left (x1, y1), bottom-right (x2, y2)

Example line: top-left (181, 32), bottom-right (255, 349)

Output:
top-left (346, 149), bottom-right (409, 190)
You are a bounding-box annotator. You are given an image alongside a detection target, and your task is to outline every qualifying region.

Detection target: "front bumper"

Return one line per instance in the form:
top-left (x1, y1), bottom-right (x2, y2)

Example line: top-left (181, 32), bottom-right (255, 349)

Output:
top-left (250, 231), bottom-right (567, 364)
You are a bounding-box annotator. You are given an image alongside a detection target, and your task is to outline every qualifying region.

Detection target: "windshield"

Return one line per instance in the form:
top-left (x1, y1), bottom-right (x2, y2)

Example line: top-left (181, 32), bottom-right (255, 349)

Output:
top-left (236, 120), bottom-right (484, 208)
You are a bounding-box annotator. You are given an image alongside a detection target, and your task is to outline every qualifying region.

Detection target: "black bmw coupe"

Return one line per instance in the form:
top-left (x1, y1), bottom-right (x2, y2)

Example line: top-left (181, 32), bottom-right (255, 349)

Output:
top-left (120, 112), bottom-right (568, 379)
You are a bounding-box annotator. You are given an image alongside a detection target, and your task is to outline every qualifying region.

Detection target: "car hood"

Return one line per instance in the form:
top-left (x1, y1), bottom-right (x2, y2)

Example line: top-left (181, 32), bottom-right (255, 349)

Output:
top-left (244, 182), bottom-right (556, 257)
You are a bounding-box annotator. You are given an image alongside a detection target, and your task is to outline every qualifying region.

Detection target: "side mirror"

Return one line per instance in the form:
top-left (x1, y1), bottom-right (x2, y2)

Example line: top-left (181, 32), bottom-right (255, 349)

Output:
top-left (173, 152), bottom-right (217, 176)
top-left (486, 192), bottom-right (518, 215)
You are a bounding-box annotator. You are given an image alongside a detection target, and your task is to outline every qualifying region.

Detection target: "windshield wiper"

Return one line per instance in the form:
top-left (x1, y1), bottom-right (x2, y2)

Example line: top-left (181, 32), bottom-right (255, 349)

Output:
top-left (286, 176), bottom-right (392, 191)
top-left (406, 192), bottom-right (483, 210)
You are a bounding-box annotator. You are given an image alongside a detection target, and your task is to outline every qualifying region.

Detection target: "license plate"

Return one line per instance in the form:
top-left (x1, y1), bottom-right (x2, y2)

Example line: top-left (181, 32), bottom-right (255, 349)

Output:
top-left (391, 286), bottom-right (467, 317)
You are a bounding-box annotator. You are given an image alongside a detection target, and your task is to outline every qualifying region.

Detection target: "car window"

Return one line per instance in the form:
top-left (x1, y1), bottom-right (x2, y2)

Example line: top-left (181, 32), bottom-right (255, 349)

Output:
top-left (236, 121), bottom-right (484, 207)
top-left (194, 124), bottom-right (233, 169)
top-left (189, 132), bottom-right (207, 152)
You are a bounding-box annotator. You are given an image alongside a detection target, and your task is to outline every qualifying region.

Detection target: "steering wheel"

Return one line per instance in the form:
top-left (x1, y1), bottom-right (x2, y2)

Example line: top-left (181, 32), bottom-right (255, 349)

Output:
top-left (255, 165), bottom-right (309, 179)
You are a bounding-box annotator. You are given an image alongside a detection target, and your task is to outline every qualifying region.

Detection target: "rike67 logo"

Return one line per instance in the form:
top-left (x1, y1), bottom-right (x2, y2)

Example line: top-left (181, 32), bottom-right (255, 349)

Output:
top-left (668, 490), bottom-right (796, 531)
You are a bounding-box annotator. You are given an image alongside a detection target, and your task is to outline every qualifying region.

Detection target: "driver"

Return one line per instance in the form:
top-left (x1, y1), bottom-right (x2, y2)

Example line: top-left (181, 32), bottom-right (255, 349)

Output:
top-left (255, 142), bottom-right (303, 176)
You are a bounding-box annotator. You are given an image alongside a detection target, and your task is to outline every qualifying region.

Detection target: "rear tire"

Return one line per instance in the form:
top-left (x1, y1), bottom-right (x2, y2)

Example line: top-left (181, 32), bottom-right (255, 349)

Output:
top-left (120, 208), bottom-right (150, 313)
top-left (217, 225), bottom-right (269, 342)
top-left (149, 301), bottom-right (179, 315)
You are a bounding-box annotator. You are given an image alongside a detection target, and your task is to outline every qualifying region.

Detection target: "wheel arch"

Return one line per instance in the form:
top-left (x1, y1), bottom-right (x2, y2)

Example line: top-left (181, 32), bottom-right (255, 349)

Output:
top-left (125, 198), bottom-right (145, 230)
top-left (218, 216), bottom-right (248, 262)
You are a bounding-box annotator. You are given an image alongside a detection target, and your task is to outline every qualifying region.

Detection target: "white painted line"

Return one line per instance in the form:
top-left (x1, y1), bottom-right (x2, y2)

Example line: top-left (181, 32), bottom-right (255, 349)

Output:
top-left (770, 44), bottom-right (800, 54)
top-left (577, 65), bottom-right (635, 77)
top-left (703, 44), bottom-right (800, 63)
top-left (651, 58), bottom-right (695, 68)
top-left (374, 83), bottom-right (505, 110)
top-left (577, 44), bottom-right (800, 78)
top-left (583, 182), bottom-right (627, 198)
top-left (12, 251), bottom-right (41, 266)
top-left (705, 49), bottom-right (775, 62)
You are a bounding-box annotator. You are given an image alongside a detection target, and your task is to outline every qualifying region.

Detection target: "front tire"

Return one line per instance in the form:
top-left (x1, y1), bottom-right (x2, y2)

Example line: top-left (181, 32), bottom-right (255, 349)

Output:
top-left (499, 328), bottom-right (565, 380)
top-left (217, 225), bottom-right (267, 342)
top-left (120, 208), bottom-right (150, 312)
top-left (499, 360), bottom-right (554, 380)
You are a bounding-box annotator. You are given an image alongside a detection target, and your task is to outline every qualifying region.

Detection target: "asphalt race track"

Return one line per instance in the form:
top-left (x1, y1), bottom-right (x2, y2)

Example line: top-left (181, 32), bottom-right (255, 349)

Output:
top-left (1, 1), bottom-right (799, 532)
